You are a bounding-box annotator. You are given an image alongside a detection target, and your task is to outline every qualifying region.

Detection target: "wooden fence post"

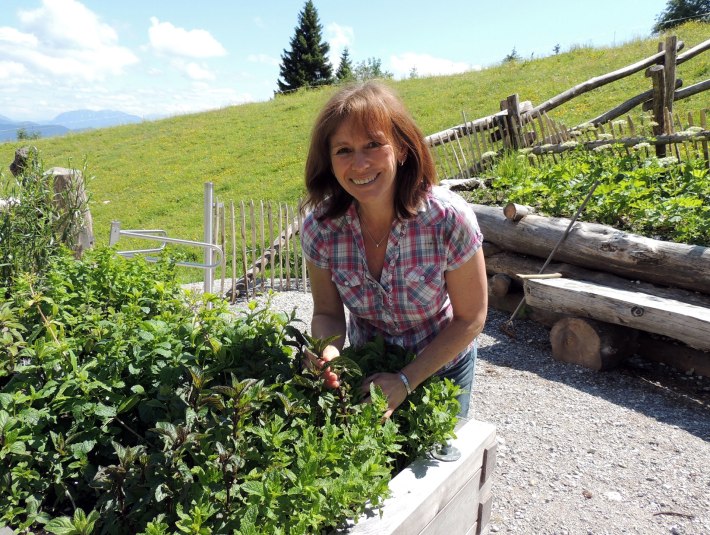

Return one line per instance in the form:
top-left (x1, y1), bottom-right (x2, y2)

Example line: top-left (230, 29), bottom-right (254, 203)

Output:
top-left (505, 94), bottom-right (522, 150)
top-left (645, 64), bottom-right (667, 157)
top-left (663, 36), bottom-right (678, 121)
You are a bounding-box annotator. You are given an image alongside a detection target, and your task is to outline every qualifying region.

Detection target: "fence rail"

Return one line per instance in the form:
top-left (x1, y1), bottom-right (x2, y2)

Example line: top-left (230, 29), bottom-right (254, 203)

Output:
top-left (426, 35), bottom-right (710, 179)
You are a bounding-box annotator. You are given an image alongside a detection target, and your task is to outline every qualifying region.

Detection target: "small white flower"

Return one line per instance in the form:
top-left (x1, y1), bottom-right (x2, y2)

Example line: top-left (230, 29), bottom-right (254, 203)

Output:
top-left (481, 151), bottom-right (497, 160)
top-left (597, 133), bottom-right (614, 141)
top-left (593, 144), bottom-right (613, 152)
top-left (632, 142), bottom-right (651, 151)
top-left (657, 156), bottom-right (679, 166)
top-left (560, 141), bottom-right (578, 149)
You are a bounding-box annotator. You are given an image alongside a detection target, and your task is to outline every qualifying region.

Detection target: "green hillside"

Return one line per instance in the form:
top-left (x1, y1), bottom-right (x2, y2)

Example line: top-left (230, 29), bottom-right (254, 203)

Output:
top-left (1, 22), bottom-right (708, 250)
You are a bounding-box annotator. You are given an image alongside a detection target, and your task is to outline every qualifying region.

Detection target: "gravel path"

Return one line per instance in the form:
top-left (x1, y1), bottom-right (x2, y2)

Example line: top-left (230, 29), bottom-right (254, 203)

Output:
top-left (227, 286), bottom-right (710, 535)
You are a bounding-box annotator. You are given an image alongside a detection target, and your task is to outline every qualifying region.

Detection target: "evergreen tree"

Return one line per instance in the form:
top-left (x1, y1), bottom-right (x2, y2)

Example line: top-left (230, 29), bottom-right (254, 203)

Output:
top-left (277, 1), bottom-right (333, 93)
top-left (653, 0), bottom-right (710, 32)
top-left (335, 47), bottom-right (354, 82)
top-left (353, 57), bottom-right (393, 81)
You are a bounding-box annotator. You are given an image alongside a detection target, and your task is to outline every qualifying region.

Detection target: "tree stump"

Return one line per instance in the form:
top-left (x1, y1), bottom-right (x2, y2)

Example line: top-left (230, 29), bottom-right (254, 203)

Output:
top-left (550, 317), bottom-right (638, 371)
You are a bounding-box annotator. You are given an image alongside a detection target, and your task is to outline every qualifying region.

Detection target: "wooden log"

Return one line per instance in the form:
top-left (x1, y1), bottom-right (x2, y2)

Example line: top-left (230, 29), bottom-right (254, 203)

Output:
top-left (530, 41), bottom-right (683, 115)
top-left (635, 334), bottom-right (710, 378)
top-left (472, 203), bottom-right (710, 295)
top-left (550, 317), bottom-right (638, 371)
top-left (588, 79), bottom-right (682, 126)
top-left (47, 167), bottom-right (94, 258)
top-left (503, 203), bottom-right (533, 221)
top-left (524, 278), bottom-right (710, 351)
top-left (485, 250), bottom-right (710, 309)
top-left (663, 36), bottom-right (678, 118)
top-left (675, 37), bottom-right (710, 65)
top-left (488, 273), bottom-right (513, 297)
top-left (646, 65), bottom-right (667, 156)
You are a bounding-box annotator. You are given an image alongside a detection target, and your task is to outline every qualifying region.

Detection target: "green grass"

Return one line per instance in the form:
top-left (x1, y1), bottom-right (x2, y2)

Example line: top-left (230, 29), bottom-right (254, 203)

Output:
top-left (1, 22), bottom-right (708, 252)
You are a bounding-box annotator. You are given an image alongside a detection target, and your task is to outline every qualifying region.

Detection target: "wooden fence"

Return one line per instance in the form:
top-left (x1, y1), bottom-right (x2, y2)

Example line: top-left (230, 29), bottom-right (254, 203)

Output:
top-left (209, 199), bottom-right (308, 301)
top-left (426, 35), bottom-right (710, 179)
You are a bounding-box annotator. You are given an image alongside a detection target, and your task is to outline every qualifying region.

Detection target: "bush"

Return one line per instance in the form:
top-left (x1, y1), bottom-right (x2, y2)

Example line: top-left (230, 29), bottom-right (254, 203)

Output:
top-left (0, 148), bottom-right (91, 289)
top-left (0, 248), bottom-right (459, 534)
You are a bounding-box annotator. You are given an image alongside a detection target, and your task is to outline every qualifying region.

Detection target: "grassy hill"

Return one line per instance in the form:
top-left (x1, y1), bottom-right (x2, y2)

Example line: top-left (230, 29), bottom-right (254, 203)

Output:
top-left (1, 22), bottom-right (708, 252)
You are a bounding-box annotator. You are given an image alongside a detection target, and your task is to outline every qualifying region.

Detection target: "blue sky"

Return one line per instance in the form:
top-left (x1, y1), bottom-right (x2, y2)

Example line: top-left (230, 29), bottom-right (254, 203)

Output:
top-left (1, 0), bottom-right (672, 122)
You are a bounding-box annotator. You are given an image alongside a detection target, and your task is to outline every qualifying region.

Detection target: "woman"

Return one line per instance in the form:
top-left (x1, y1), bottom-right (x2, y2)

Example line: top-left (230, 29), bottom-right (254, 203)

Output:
top-left (300, 81), bottom-right (487, 419)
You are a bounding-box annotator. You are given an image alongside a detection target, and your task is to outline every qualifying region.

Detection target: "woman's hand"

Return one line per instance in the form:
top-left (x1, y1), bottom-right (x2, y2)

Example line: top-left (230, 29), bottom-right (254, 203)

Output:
top-left (360, 372), bottom-right (408, 419)
top-left (304, 345), bottom-right (341, 389)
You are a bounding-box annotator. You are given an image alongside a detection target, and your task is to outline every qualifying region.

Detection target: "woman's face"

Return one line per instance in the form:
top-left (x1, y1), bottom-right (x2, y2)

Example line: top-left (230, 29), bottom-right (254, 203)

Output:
top-left (329, 117), bottom-right (403, 209)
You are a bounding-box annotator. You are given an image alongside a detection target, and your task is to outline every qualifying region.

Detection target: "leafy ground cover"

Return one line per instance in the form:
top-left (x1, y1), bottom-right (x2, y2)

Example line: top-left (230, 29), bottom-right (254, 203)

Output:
top-left (463, 148), bottom-right (710, 247)
top-left (0, 248), bottom-right (459, 535)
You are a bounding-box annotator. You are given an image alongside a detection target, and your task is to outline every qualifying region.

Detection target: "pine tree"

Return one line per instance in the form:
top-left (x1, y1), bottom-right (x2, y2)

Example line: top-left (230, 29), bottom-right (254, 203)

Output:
top-left (335, 47), bottom-right (354, 82)
top-left (277, 1), bottom-right (333, 93)
top-left (653, 0), bottom-right (710, 32)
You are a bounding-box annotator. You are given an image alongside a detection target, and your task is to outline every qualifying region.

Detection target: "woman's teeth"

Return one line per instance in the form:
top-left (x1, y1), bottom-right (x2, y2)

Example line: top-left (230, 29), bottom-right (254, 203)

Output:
top-left (352, 176), bottom-right (375, 185)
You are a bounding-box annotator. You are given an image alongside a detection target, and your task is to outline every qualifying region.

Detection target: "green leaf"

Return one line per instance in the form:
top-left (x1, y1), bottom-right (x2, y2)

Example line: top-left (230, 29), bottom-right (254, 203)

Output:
top-left (44, 516), bottom-right (77, 535)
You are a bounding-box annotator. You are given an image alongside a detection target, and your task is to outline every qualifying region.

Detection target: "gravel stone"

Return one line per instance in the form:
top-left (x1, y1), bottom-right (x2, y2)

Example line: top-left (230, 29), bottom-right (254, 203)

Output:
top-left (221, 284), bottom-right (710, 535)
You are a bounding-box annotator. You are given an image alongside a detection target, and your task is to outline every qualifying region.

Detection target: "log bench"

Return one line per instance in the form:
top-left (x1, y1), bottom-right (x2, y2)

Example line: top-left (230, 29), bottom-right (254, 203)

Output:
top-left (524, 277), bottom-right (710, 373)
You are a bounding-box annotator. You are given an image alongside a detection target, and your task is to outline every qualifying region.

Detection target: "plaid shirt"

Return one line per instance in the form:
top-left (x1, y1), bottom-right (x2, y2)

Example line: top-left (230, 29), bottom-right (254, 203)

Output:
top-left (301, 186), bottom-right (483, 371)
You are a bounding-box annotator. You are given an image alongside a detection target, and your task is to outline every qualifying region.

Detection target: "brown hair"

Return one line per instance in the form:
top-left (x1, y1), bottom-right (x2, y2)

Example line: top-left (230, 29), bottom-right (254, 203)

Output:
top-left (304, 81), bottom-right (436, 220)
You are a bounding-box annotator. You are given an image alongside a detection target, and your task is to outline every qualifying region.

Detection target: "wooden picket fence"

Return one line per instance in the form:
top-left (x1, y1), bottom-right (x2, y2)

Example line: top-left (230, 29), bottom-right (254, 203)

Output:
top-left (209, 199), bottom-right (308, 301)
top-left (427, 35), bottom-right (710, 179)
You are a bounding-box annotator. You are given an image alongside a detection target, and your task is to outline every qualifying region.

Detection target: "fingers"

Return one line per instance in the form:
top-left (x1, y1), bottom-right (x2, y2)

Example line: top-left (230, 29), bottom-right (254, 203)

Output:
top-left (302, 347), bottom-right (340, 389)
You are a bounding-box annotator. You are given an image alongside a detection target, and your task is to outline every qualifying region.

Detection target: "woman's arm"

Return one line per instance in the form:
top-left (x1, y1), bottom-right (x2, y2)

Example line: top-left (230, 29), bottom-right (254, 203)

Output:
top-left (306, 260), bottom-right (347, 387)
top-left (363, 248), bottom-right (488, 417)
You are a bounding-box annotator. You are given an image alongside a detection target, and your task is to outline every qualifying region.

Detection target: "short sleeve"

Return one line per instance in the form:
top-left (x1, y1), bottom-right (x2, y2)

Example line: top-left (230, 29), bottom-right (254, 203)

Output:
top-left (300, 211), bottom-right (330, 270)
top-left (445, 195), bottom-right (483, 271)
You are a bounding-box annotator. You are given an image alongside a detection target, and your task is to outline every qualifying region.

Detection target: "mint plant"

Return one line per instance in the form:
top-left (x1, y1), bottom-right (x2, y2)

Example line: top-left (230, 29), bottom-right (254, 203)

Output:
top-left (0, 247), bottom-right (459, 534)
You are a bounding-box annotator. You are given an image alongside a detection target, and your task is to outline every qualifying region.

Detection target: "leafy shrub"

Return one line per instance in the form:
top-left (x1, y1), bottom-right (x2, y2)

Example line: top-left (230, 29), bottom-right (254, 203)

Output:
top-left (0, 148), bottom-right (91, 289)
top-left (466, 148), bottom-right (710, 246)
top-left (0, 248), bottom-right (459, 534)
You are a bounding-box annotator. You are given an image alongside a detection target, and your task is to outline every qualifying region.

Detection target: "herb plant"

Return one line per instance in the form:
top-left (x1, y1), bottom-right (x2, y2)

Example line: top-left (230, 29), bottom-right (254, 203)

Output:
top-left (0, 248), bottom-right (459, 534)
top-left (465, 148), bottom-right (710, 247)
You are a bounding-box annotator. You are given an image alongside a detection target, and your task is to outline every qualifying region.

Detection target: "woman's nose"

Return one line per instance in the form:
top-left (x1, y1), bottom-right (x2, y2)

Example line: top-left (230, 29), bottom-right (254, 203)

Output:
top-left (352, 150), bottom-right (369, 169)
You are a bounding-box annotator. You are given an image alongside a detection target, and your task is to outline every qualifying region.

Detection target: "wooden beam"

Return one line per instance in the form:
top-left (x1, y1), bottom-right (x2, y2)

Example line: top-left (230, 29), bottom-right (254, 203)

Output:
top-left (472, 203), bottom-right (710, 295)
top-left (524, 278), bottom-right (710, 351)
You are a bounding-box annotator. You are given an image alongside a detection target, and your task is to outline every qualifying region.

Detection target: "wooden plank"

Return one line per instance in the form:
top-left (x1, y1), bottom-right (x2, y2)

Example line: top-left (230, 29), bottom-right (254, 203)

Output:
top-left (524, 278), bottom-right (710, 351)
top-left (344, 420), bottom-right (496, 535)
top-left (419, 469), bottom-right (483, 535)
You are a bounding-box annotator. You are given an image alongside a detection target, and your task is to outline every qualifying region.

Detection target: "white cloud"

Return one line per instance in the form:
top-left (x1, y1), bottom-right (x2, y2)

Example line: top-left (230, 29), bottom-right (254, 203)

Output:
top-left (183, 62), bottom-right (216, 81)
top-left (389, 53), bottom-right (481, 78)
top-left (0, 0), bottom-right (137, 82)
top-left (247, 54), bottom-right (280, 66)
top-left (0, 27), bottom-right (38, 47)
top-left (0, 60), bottom-right (28, 79)
top-left (148, 17), bottom-right (227, 59)
top-left (326, 23), bottom-right (354, 67)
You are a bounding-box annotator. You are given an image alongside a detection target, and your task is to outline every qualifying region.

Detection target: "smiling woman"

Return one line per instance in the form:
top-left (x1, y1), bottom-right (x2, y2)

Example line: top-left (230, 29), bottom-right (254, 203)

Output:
top-left (300, 81), bottom-right (488, 421)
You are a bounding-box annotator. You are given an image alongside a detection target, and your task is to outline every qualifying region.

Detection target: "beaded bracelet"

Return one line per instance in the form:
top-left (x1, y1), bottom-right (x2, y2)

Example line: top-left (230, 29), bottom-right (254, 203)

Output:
top-left (398, 371), bottom-right (413, 396)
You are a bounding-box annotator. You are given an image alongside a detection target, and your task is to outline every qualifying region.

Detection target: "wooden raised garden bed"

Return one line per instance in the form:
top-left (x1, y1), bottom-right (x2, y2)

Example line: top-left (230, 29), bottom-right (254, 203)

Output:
top-left (340, 418), bottom-right (497, 535)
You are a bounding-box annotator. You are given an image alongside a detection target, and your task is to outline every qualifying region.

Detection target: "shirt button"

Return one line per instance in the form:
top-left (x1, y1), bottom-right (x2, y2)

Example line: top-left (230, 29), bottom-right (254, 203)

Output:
top-left (419, 275), bottom-right (425, 281)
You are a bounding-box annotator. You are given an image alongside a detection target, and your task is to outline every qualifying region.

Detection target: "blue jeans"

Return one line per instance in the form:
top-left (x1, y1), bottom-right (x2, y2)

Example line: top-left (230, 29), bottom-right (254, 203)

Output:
top-left (436, 341), bottom-right (477, 419)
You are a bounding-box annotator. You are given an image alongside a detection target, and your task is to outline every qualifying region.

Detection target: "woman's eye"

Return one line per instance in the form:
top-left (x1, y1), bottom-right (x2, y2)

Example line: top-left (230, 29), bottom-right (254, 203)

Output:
top-left (367, 141), bottom-right (382, 149)
top-left (334, 147), bottom-right (351, 155)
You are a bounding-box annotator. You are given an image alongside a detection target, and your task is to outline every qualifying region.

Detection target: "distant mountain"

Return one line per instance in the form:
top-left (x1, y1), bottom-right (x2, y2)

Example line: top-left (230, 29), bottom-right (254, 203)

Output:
top-left (50, 109), bottom-right (142, 130)
top-left (0, 109), bottom-right (143, 142)
top-left (0, 119), bottom-right (70, 142)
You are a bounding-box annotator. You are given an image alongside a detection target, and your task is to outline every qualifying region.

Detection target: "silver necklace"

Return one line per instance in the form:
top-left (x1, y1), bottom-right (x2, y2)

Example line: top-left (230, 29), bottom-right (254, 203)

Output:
top-left (362, 224), bottom-right (388, 248)
top-left (358, 210), bottom-right (389, 248)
